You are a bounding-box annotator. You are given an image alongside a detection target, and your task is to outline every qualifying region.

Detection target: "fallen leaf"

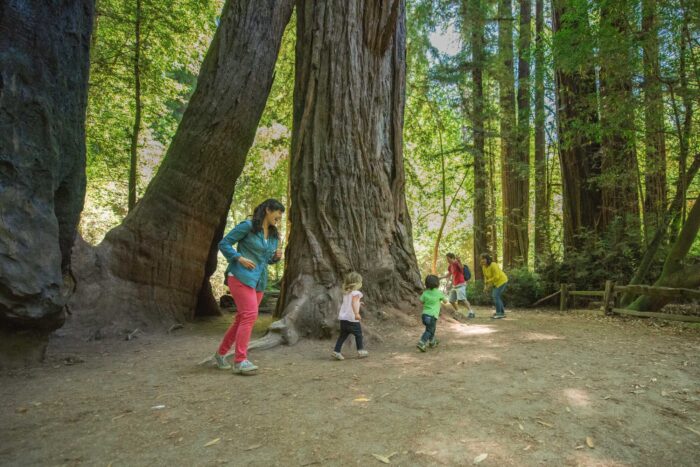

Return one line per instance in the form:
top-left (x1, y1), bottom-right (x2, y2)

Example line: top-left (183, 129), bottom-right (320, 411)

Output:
top-left (685, 426), bottom-right (700, 438)
top-left (575, 445), bottom-right (585, 450)
top-left (518, 423), bottom-right (525, 431)
top-left (204, 438), bottom-right (221, 447)
top-left (568, 370), bottom-right (576, 376)
top-left (151, 405), bottom-right (166, 410)
top-left (372, 453), bottom-right (391, 464)
top-left (15, 407), bottom-right (28, 414)
top-left (536, 420), bottom-right (554, 428)
top-left (523, 445), bottom-right (532, 451)
top-left (473, 453), bottom-right (488, 464)
top-left (661, 390), bottom-right (669, 397)
top-left (244, 443), bottom-right (262, 451)
top-left (586, 437), bottom-right (595, 448)
top-left (353, 397), bottom-right (371, 402)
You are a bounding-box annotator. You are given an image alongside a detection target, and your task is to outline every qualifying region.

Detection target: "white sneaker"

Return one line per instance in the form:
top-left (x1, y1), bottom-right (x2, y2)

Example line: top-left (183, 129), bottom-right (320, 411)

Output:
top-left (332, 351), bottom-right (344, 360)
top-left (358, 350), bottom-right (369, 358)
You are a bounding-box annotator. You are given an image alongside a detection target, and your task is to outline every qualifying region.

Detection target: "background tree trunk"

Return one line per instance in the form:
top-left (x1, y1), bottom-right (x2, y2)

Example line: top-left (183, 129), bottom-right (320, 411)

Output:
top-left (69, 0), bottom-right (294, 333)
top-left (0, 1), bottom-right (94, 335)
top-left (533, 0), bottom-right (548, 269)
top-left (263, 0), bottom-right (422, 347)
top-left (498, 0), bottom-right (523, 268)
top-left (128, 0), bottom-right (143, 212)
top-left (598, 0), bottom-right (640, 242)
top-left (641, 0), bottom-right (667, 243)
top-left (551, 0), bottom-right (602, 252)
top-left (466, 0), bottom-right (488, 280)
top-left (515, 0), bottom-right (531, 268)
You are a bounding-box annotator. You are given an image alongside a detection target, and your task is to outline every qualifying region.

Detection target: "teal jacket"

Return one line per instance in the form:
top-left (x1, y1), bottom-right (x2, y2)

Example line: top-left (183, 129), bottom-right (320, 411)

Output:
top-left (219, 220), bottom-right (280, 292)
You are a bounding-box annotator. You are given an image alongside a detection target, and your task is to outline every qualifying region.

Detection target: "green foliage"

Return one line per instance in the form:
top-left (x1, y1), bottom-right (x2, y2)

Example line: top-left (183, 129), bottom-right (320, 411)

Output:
top-left (82, 0), bottom-right (222, 243)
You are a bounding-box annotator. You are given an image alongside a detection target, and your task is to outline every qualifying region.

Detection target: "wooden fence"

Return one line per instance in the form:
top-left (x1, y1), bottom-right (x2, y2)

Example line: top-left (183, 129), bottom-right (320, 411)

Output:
top-left (531, 282), bottom-right (700, 323)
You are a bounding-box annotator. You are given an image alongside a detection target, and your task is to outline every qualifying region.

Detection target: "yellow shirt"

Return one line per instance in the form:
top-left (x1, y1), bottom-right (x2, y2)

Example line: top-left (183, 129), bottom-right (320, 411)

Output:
top-left (482, 262), bottom-right (508, 288)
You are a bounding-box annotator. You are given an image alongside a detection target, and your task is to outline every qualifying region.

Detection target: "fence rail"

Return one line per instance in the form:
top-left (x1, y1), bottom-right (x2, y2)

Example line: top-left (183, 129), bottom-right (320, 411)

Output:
top-left (544, 281), bottom-right (700, 323)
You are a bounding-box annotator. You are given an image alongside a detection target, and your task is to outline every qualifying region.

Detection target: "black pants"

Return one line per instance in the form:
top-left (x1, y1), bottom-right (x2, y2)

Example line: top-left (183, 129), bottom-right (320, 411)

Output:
top-left (334, 320), bottom-right (364, 352)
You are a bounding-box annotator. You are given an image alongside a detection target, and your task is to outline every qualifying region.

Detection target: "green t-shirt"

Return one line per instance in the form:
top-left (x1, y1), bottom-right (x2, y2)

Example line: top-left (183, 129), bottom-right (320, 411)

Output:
top-left (420, 288), bottom-right (446, 318)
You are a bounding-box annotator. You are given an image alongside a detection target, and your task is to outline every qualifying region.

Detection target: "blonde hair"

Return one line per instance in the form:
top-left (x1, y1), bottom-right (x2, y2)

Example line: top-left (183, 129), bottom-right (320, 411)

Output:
top-left (342, 272), bottom-right (363, 294)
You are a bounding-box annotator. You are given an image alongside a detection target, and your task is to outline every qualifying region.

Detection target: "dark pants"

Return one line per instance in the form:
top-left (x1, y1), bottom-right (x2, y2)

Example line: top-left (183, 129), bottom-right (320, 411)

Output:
top-left (334, 320), bottom-right (364, 352)
top-left (420, 314), bottom-right (437, 343)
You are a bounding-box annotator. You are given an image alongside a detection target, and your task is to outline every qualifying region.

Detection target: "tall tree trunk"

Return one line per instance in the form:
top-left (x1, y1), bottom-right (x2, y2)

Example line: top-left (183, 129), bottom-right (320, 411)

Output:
top-left (534, 0), bottom-right (548, 269)
top-left (551, 0), bottom-right (602, 252)
top-left (598, 0), bottom-right (641, 243)
top-left (498, 0), bottom-right (523, 268)
top-left (516, 0), bottom-right (531, 268)
top-left (69, 0), bottom-right (295, 331)
top-left (465, 0), bottom-right (488, 280)
top-left (0, 1), bottom-right (94, 336)
top-left (628, 193), bottom-right (700, 312)
top-left (641, 0), bottom-right (667, 243)
top-left (128, 0), bottom-right (142, 212)
top-left (261, 0), bottom-right (421, 347)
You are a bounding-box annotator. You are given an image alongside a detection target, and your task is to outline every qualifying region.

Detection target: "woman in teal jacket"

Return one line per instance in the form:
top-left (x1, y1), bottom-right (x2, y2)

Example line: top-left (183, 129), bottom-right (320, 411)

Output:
top-left (213, 199), bottom-right (284, 374)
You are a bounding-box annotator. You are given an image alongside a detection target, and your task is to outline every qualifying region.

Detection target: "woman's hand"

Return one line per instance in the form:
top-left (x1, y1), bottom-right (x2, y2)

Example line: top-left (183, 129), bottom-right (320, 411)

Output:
top-left (238, 257), bottom-right (256, 270)
top-left (273, 248), bottom-right (283, 261)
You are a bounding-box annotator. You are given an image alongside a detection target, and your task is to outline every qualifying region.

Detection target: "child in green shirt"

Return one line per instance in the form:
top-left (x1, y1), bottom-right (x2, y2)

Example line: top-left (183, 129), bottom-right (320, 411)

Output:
top-left (417, 274), bottom-right (448, 352)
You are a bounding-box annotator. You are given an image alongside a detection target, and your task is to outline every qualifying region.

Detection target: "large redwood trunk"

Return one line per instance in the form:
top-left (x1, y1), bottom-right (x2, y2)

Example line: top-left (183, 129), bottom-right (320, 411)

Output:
top-left (551, 0), bottom-right (602, 252)
top-left (258, 0), bottom-right (421, 347)
top-left (533, 0), bottom-right (549, 269)
top-left (69, 0), bottom-right (294, 332)
top-left (598, 0), bottom-right (641, 241)
top-left (0, 1), bottom-right (94, 337)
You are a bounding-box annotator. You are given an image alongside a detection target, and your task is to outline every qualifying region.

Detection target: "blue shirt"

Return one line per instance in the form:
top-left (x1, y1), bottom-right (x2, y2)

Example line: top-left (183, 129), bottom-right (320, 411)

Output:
top-left (219, 220), bottom-right (280, 292)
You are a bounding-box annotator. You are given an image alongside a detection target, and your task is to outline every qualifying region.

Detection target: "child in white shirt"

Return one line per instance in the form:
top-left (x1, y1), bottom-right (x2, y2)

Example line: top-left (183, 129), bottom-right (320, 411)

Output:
top-left (332, 272), bottom-right (368, 360)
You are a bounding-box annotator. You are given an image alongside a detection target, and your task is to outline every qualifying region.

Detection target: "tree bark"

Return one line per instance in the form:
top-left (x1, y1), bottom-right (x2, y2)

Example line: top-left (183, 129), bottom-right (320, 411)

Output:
top-left (69, 0), bottom-right (295, 331)
top-left (641, 0), bottom-right (667, 243)
top-left (0, 1), bottom-right (94, 333)
top-left (498, 0), bottom-right (524, 268)
top-left (515, 0), bottom-right (531, 268)
top-left (465, 0), bottom-right (488, 280)
top-left (534, 0), bottom-right (548, 269)
top-left (551, 0), bottom-right (602, 252)
top-left (628, 193), bottom-right (700, 312)
top-left (128, 0), bottom-right (142, 212)
top-left (598, 0), bottom-right (641, 242)
top-left (264, 0), bottom-right (421, 346)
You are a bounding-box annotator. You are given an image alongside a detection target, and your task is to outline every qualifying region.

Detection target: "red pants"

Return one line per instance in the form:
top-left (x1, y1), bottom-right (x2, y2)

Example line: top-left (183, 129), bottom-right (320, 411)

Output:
top-left (217, 275), bottom-right (263, 363)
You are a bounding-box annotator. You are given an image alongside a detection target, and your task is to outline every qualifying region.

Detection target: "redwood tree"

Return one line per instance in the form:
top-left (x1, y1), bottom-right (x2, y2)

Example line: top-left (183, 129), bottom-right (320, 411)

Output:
top-left (70, 0), bottom-right (295, 329)
top-left (0, 1), bottom-right (94, 333)
top-left (257, 0), bottom-right (422, 347)
top-left (551, 0), bottom-right (602, 252)
top-left (533, 0), bottom-right (549, 268)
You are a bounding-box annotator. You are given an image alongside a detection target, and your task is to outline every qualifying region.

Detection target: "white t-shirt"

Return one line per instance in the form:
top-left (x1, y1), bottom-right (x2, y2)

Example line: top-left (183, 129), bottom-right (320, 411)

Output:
top-left (338, 290), bottom-right (363, 322)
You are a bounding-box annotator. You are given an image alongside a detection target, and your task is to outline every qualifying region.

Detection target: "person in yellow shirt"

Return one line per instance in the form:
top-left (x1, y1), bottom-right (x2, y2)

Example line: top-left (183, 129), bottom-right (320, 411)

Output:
top-left (480, 253), bottom-right (508, 319)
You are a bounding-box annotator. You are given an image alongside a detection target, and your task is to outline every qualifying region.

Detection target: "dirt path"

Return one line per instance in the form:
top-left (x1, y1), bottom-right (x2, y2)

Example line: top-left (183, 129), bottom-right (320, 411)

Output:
top-left (2, 308), bottom-right (699, 466)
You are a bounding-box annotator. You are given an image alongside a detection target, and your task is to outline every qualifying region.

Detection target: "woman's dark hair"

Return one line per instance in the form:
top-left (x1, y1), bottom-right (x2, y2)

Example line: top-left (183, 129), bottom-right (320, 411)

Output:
top-left (425, 274), bottom-right (440, 290)
top-left (480, 253), bottom-right (492, 265)
top-left (446, 253), bottom-right (456, 260)
top-left (252, 198), bottom-right (285, 237)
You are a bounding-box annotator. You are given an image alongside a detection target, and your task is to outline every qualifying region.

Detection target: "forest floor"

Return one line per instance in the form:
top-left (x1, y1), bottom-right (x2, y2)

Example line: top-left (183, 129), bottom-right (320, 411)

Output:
top-left (1, 307), bottom-right (700, 467)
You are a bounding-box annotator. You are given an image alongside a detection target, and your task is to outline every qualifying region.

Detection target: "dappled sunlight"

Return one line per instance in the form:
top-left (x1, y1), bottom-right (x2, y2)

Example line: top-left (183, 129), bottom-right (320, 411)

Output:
top-left (563, 388), bottom-right (592, 407)
top-left (522, 331), bottom-right (565, 341)
top-left (412, 433), bottom-right (508, 465)
top-left (447, 322), bottom-right (498, 336)
top-left (387, 352), bottom-right (423, 366)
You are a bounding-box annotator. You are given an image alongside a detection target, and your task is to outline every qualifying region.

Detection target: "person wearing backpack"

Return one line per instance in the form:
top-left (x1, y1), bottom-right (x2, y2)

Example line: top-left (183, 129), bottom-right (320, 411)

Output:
top-left (443, 253), bottom-right (475, 318)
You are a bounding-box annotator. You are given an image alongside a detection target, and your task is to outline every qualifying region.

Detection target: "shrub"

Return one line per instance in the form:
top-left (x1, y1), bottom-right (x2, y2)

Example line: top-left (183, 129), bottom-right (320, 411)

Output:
top-left (467, 267), bottom-right (544, 308)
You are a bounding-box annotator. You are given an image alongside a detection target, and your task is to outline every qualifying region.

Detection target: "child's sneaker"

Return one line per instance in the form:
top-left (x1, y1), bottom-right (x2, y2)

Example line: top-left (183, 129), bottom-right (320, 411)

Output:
top-left (467, 311), bottom-right (476, 319)
top-left (417, 341), bottom-right (427, 352)
top-left (490, 313), bottom-right (505, 319)
top-left (357, 350), bottom-right (369, 358)
top-left (332, 351), bottom-right (345, 360)
top-left (232, 359), bottom-right (258, 374)
top-left (213, 353), bottom-right (231, 370)
top-left (428, 338), bottom-right (439, 348)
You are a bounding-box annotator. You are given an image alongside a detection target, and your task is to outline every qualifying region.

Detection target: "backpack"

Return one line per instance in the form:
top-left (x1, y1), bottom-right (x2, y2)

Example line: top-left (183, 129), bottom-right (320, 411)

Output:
top-left (462, 264), bottom-right (472, 281)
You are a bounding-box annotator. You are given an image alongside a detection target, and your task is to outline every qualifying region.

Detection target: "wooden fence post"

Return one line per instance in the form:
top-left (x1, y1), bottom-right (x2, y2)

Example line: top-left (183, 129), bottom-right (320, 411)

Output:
top-left (560, 283), bottom-right (569, 311)
top-left (602, 280), bottom-right (615, 316)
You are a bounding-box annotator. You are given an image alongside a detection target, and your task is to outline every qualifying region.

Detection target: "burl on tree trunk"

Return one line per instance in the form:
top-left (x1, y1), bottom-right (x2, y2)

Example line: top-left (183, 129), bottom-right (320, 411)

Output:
top-left (251, 0), bottom-right (422, 349)
top-left (68, 0), bottom-right (294, 333)
top-left (0, 1), bottom-right (94, 345)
